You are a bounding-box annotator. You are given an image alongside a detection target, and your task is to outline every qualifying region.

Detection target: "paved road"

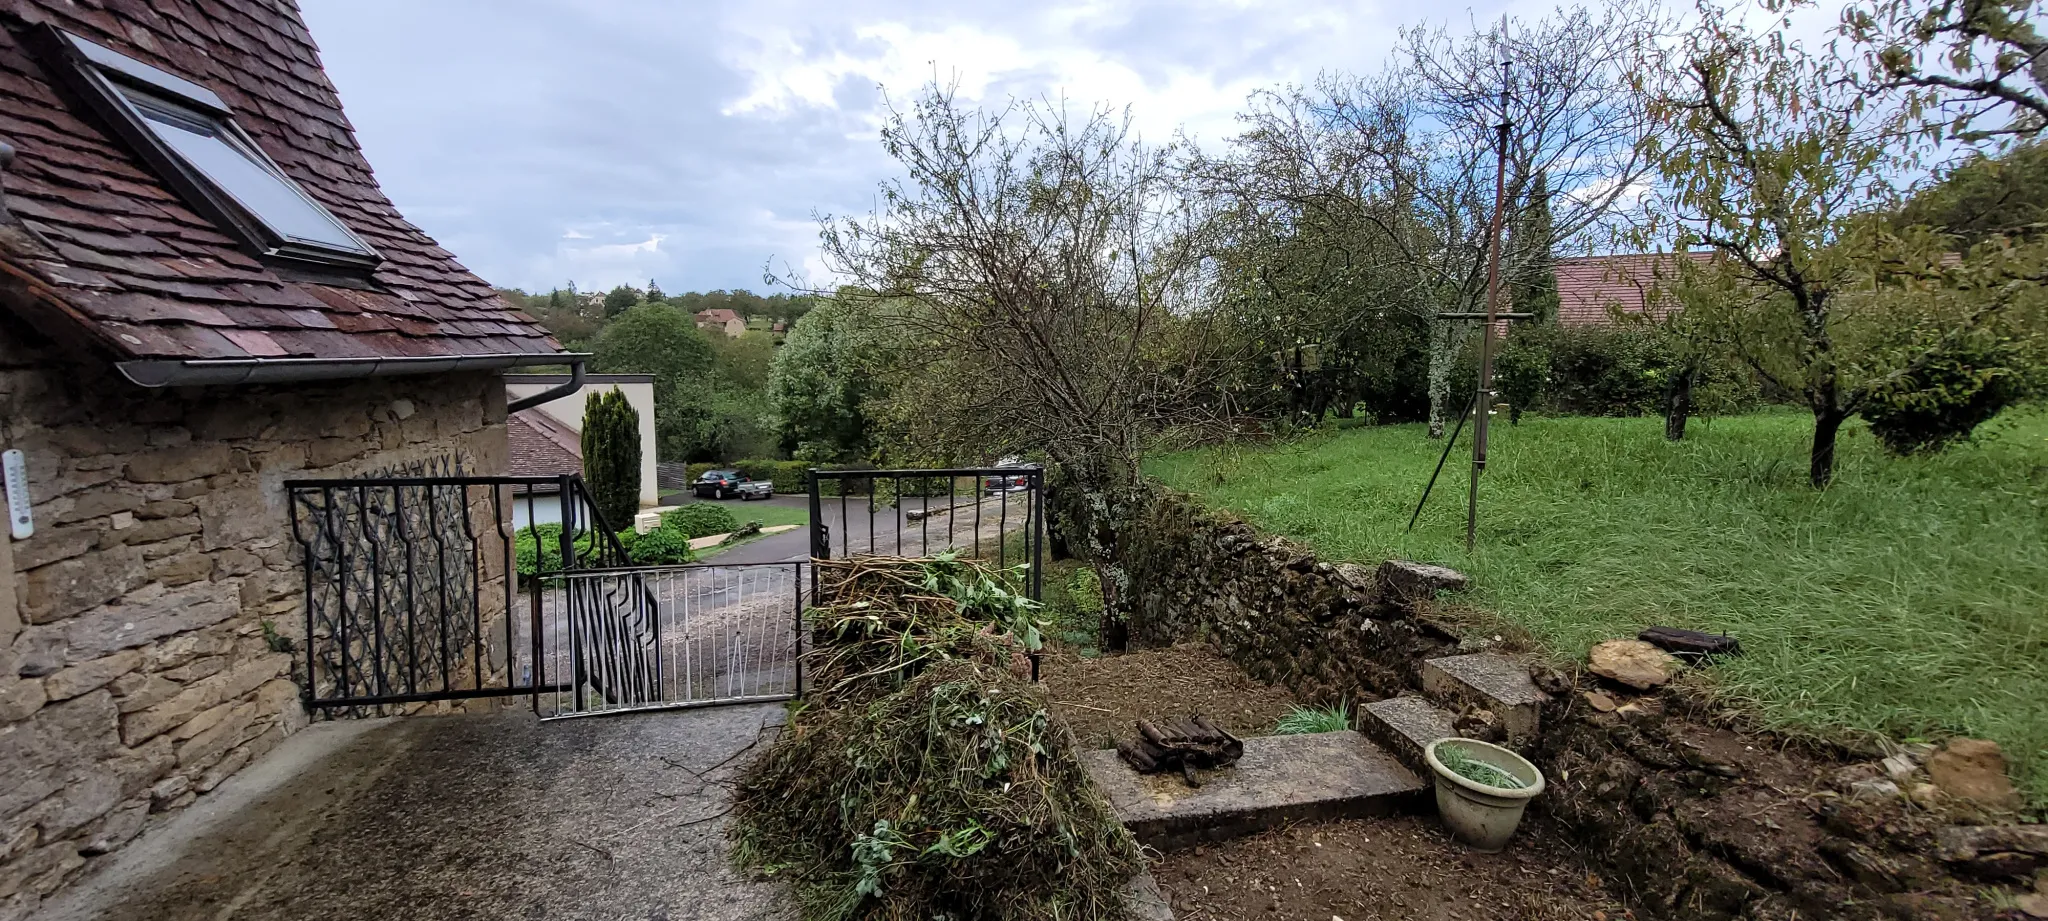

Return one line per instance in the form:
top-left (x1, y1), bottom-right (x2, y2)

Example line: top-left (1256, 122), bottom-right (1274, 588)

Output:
top-left (40, 705), bottom-right (794, 921)
top-left (698, 492), bottom-right (1041, 566)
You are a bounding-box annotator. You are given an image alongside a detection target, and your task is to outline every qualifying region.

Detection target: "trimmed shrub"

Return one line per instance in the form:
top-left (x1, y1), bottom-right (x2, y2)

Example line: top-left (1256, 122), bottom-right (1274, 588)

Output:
top-left (1862, 341), bottom-right (2032, 455)
top-left (514, 524), bottom-right (594, 579)
top-left (663, 503), bottom-right (739, 539)
top-left (628, 524), bottom-right (695, 565)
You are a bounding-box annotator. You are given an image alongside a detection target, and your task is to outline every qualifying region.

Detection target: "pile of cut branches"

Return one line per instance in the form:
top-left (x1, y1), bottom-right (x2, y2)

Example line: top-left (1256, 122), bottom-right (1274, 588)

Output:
top-left (731, 554), bottom-right (1140, 921)
top-left (803, 553), bottom-right (1043, 707)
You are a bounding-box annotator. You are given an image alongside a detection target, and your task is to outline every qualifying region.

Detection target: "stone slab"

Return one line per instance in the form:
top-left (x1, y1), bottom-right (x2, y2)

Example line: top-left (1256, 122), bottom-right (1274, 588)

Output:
top-left (1361, 696), bottom-right (1459, 772)
top-left (1083, 730), bottom-right (1425, 852)
top-left (1421, 653), bottom-right (1548, 744)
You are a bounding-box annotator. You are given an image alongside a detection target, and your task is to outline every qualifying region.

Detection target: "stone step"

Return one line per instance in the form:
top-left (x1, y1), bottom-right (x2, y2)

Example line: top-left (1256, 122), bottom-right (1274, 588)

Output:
top-left (1360, 696), bottom-right (1460, 774)
top-left (1081, 730), bottom-right (1426, 852)
top-left (1420, 653), bottom-right (1549, 745)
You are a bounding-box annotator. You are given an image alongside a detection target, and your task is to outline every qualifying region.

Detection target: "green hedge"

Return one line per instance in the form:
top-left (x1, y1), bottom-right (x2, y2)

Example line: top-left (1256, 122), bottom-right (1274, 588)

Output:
top-left (1494, 324), bottom-right (1762, 420)
top-left (662, 503), bottom-right (738, 539)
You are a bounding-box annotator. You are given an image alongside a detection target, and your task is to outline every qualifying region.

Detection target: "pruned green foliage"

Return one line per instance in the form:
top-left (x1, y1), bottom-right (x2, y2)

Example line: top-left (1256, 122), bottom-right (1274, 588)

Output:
top-left (731, 555), bottom-right (1139, 920)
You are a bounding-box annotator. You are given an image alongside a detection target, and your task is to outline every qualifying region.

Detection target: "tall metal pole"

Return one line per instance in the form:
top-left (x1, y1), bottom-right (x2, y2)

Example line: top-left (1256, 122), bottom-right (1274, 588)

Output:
top-left (1467, 59), bottom-right (1513, 552)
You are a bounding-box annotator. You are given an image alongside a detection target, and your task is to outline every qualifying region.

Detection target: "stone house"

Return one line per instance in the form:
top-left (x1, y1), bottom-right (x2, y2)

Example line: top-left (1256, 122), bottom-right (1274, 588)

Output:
top-left (693, 307), bottom-right (746, 338)
top-left (0, 1), bottom-right (574, 914)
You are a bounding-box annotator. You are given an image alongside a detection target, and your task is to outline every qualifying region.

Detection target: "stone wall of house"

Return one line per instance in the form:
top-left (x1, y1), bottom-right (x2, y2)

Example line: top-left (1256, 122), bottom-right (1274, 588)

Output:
top-left (0, 318), bottom-right (508, 918)
top-left (1094, 484), bottom-right (1990, 920)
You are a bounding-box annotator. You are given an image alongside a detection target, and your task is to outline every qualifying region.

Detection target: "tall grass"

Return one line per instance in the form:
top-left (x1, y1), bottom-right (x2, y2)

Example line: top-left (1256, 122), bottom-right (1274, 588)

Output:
top-left (1150, 408), bottom-right (2048, 803)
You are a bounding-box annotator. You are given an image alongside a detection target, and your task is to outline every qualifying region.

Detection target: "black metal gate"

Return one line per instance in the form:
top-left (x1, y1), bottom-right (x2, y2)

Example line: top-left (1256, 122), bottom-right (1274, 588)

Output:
top-left (807, 466), bottom-right (1046, 601)
top-left (287, 465), bottom-right (1043, 718)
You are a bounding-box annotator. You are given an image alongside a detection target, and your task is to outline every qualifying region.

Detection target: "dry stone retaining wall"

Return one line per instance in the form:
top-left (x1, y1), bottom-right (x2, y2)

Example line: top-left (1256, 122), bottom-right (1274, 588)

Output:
top-left (0, 319), bottom-right (508, 918)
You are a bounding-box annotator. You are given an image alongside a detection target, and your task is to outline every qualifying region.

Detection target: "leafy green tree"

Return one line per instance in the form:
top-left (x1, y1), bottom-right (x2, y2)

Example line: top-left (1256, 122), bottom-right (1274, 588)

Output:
top-left (711, 331), bottom-right (778, 392)
top-left (767, 297), bottom-right (886, 461)
top-left (1832, 0), bottom-right (2047, 142)
top-left (580, 388), bottom-right (640, 531)
top-left (602, 285), bottom-right (642, 317)
top-left (1637, 4), bottom-right (2043, 485)
top-left (1898, 141), bottom-right (2048, 244)
top-left (591, 305), bottom-right (715, 394)
top-left (645, 280), bottom-right (665, 303)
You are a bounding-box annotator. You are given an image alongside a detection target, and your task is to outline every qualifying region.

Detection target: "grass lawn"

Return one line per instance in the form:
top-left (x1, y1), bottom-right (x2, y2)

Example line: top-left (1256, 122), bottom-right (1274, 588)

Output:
top-left (690, 501), bottom-right (809, 560)
top-left (1150, 407), bottom-right (2048, 803)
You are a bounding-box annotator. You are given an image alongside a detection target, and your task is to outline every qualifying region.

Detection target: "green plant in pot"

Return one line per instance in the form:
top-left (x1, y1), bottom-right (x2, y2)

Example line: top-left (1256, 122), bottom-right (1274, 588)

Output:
top-left (1424, 738), bottom-right (1545, 852)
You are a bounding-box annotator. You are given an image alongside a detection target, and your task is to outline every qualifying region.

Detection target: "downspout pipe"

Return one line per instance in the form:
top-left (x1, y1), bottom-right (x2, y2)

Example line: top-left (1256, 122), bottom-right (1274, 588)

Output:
top-left (505, 359), bottom-right (587, 414)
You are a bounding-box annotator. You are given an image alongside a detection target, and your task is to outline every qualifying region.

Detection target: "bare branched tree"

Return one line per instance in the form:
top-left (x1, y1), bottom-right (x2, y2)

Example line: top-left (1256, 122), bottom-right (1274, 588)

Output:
top-left (797, 83), bottom-right (1239, 630)
top-left (1188, 1), bottom-right (1664, 436)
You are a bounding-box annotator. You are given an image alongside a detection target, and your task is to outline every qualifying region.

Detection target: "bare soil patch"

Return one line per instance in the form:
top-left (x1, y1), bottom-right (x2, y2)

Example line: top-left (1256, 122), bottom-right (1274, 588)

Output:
top-left (1152, 815), bottom-right (1631, 921)
top-left (1042, 644), bottom-right (1304, 749)
top-left (1045, 645), bottom-right (1630, 921)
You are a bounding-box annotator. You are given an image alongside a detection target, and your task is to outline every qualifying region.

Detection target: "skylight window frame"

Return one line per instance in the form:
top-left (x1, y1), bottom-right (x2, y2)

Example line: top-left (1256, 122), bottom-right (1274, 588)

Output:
top-left (30, 25), bottom-right (381, 274)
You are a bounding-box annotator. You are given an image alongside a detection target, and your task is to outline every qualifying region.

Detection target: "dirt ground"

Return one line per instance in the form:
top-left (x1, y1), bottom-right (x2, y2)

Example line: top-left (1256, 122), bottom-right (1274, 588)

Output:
top-left (1042, 643), bottom-right (1305, 749)
top-left (1044, 645), bottom-right (1634, 921)
top-left (1152, 815), bottom-right (1632, 921)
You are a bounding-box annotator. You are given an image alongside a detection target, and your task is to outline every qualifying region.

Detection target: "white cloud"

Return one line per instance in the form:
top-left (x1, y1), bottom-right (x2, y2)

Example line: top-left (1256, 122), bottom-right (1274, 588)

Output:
top-left (311, 0), bottom-right (1703, 294)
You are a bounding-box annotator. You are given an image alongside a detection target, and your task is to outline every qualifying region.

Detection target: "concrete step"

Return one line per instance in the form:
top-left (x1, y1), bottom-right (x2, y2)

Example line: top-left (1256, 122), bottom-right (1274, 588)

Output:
top-left (1360, 696), bottom-right (1460, 774)
top-left (1081, 730), bottom-right (1425, 852)
top-left (1420, 653), bottom-right (1549, 745)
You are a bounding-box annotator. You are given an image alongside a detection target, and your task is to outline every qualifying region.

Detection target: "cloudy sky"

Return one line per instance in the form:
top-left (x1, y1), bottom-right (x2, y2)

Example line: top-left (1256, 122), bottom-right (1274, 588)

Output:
top-left (298, 0), bottom-right (1621, 296)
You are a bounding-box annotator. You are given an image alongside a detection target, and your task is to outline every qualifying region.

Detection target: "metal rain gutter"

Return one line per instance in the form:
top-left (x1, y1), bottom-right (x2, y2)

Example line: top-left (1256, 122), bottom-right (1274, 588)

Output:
top-left (115, 351), bottom-right (590, 388)
top-left (504, 360), bottom-right (587, 414)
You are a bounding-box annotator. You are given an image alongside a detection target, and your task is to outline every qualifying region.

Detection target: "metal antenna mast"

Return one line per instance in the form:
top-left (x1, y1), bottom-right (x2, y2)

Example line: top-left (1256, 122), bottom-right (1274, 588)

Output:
top-left (1466, 58), bottom-right (1514, 552)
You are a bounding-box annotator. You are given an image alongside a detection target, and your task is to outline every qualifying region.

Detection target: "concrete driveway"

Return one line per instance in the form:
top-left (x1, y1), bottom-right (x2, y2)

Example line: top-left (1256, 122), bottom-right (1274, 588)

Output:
top-left (38, 704), bottom-right (793, 921)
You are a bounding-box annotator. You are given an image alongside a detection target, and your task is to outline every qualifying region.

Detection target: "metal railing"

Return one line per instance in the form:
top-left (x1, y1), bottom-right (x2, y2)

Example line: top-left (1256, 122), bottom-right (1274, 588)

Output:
top-left (807, 467), bottom-right (1046, 601)
top-left (286, 472), bottom-right (659, 713)
top-left (531, 561), bottom-right (805, 718)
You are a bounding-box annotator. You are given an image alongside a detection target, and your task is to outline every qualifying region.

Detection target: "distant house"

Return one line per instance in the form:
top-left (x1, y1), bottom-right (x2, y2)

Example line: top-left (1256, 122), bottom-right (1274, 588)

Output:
top-left (1553, 252), bottom-right (1715, 326)
top-left (771, 320), bottom-right (789, 333)
top-left (693, 308), bottom-right (746, 338)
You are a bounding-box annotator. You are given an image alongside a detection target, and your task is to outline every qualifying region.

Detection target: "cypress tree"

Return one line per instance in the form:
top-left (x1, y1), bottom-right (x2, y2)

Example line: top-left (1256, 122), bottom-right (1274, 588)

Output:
top-left (580, 388), bottom-right (641, 531)
top-left (1511, 171), bottom-right (1561, 324)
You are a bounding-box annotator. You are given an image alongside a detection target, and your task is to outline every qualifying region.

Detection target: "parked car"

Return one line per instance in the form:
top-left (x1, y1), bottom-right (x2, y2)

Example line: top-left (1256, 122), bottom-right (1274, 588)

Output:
top-left (983, 456), bottom-right (1039, 494)
top-left (693, 470), bottom-right (774, 500)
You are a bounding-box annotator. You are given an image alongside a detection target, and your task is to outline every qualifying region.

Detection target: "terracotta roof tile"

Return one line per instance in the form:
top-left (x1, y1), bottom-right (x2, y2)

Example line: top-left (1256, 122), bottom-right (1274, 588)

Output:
top-left (1553, 252), bottom-right (1715, 327)
top-left (0, 0), bottom-right (562, 368)
top-left (506, 411), bottom-right (583, 479)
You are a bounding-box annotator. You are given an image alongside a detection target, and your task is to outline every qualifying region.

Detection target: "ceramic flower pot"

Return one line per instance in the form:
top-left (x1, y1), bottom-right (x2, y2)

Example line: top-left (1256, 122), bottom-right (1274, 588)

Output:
top-left (1424, 737), bottom-right (1546, 852)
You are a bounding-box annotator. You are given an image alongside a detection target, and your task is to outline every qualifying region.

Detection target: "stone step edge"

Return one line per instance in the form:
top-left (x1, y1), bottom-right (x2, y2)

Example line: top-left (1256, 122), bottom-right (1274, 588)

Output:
top-left (1359, 695), bottom-right (1460, 775)
top-left (1419, 652), bottom-right (1549, 745)
top-left (1082, 731), bottom-right (1428, 853)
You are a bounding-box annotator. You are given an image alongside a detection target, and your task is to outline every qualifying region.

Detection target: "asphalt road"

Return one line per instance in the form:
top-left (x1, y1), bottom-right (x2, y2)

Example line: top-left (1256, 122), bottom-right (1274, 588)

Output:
top-left (688, 491), bottom-right (1041, 566)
